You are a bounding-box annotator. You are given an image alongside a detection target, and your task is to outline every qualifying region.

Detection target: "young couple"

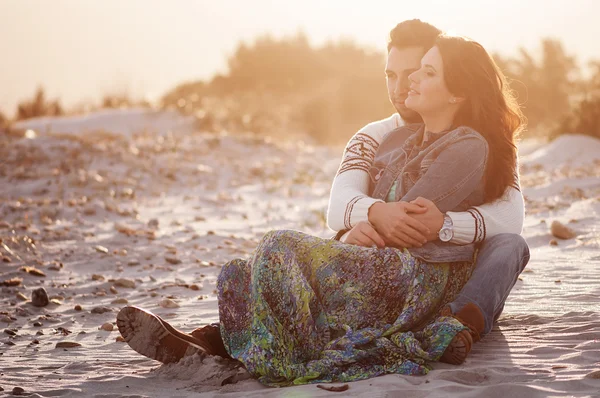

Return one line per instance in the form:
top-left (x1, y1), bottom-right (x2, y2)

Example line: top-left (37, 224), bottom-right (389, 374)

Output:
top-left (116, 19), bottom-right (530, 386)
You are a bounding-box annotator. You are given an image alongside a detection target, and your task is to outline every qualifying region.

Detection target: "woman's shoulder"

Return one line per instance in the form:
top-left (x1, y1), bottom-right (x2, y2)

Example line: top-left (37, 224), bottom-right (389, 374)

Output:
top-left (438, 126), bottom-right (489, 159)
top-left (446, 125), bottom-right (487, 143)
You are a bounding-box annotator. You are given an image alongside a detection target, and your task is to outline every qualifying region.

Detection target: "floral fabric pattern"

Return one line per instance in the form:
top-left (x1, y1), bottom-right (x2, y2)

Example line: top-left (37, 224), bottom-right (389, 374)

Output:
top-left (217, 229), bottom-right (474, 387)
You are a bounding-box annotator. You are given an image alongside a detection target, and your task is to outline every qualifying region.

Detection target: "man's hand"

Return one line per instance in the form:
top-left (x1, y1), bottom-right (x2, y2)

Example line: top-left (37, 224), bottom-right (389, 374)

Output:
top-left (409, 197), bottom-right (445, 241)
top-left (342, 221), bottom-right (385, 248)
top-left (368, 201), bottom-right (430, 248)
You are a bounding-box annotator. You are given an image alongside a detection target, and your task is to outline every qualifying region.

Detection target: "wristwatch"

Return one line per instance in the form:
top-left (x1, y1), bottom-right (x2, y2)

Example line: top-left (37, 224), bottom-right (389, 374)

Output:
top-left (438, 214), bottom-right (454, 242)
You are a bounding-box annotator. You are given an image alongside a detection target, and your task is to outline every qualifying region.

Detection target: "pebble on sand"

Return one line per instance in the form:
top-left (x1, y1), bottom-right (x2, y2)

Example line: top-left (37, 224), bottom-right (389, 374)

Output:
top-left (12, 387), bottom-right (25, 396)
top-left (114, 278), bottom-right (136, 288)
top-left (91, 306), bottom-right (113, 314)
top-left (550, 220), bottom-right (577, 240)
top-left (31, 287), bottom-right (49, 307)
top-left (1, 277), bottom-right (22, 287)
top-left (165, 256), bottom-right (182, 265)
top-left (19, 266), bottom-right (46, 277)
top-left (585, 370), bottom-right (600, 379)
top-left (158, 298), bottom-right (180, 308)
top-left (55, 341), bottom-right (82, 348)
top-left (94, 245), bottom-right (109, 254)
top-left (100, 322), bottom-right (114, 331)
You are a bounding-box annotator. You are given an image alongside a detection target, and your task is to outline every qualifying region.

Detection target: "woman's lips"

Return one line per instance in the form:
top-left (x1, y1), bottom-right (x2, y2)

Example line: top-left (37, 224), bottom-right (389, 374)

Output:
top-left (408, 89), bottom-right (420, 95)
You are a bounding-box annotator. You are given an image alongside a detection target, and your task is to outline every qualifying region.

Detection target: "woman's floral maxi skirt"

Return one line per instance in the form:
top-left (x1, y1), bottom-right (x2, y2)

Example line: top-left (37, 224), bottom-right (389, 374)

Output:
top-left (217, 230), bottom-right (475, 386)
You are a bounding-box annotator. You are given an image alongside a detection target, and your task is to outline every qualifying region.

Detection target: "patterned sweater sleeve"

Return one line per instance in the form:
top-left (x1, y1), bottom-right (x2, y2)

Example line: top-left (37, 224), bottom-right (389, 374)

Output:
top-left (326, 114), bottom-right (403, 231)
top-left (447, 184), bottom-right (525, 244)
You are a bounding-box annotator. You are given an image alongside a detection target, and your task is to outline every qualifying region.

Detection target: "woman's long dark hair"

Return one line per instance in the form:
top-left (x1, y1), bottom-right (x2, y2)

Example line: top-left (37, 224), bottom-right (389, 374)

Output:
top-left (436, 35), bottom-right (524, 202)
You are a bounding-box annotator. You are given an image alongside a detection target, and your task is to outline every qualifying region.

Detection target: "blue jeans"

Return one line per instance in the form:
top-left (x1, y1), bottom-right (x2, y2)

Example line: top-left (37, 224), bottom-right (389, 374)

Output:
top-left (449, 233), bottom-right (530, 335)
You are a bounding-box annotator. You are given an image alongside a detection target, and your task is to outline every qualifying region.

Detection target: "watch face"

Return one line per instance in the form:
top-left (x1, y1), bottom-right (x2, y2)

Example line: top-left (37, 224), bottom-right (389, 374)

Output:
top-left (439, 228), bottom-right (452, 242)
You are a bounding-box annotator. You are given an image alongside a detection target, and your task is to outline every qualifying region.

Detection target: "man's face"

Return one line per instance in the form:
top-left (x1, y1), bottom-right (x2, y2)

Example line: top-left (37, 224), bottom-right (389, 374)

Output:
top-left (385, 46), bottom-right (427, 123)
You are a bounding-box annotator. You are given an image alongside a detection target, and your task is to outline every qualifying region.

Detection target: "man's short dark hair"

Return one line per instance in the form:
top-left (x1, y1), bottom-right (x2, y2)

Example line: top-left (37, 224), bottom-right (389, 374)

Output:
top-left (387, 19), bottom-right (442, 52)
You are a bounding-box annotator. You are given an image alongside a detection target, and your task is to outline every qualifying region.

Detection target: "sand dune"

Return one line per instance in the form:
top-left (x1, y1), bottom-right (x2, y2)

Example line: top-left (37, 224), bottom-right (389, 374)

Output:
top-left (1, 111), bottom-right (599, 397)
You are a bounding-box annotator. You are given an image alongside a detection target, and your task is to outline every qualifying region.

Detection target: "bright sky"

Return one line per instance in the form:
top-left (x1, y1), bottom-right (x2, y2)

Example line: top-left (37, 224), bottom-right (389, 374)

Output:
top-left (0, 0), bottom-right (597, 113)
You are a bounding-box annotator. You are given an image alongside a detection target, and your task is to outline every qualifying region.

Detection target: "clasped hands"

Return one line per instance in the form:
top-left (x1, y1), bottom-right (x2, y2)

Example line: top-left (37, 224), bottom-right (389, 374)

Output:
top-left (342, 197), bottom-right (444, 249)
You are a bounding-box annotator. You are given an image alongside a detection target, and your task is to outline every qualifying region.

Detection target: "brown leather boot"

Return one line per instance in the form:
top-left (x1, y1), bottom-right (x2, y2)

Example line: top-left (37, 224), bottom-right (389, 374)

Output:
top-left (453, 302), bottom-right (485, 343)
top-left (440, 329), bottom-right (473, 365)
top-left (116, 306), bottom-right (214, 364)
top-left (190, 323), bottom-right (232, 359)
top-left (439, 303), bottom-right (485, 365)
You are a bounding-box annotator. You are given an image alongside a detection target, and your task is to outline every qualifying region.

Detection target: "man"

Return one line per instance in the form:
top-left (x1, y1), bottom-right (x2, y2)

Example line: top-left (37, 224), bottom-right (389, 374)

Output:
top-left (327, 19), bottom-right (530, 363)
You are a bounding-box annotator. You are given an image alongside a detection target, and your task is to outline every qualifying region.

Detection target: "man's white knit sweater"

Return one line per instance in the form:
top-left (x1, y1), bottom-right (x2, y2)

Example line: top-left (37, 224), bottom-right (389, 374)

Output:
top-left (327, 114), bottom-right (525, 244)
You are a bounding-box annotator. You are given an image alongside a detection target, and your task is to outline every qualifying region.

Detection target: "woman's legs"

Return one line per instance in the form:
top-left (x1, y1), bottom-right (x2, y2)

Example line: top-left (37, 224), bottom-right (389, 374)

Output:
top-left (117, 229), bottom-right (477, 378)
top-left (218, 230), bottom-right (476, 385)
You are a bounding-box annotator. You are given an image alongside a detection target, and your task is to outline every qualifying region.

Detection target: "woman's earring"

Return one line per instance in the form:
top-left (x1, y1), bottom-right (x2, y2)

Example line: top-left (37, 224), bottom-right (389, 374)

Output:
top-left (450, 98), bottom-right (457, 104)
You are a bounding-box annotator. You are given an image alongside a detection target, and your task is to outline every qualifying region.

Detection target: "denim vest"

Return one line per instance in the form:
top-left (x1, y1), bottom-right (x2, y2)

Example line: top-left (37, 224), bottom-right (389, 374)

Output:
top-left (368, 123), bottom-right (488, 263)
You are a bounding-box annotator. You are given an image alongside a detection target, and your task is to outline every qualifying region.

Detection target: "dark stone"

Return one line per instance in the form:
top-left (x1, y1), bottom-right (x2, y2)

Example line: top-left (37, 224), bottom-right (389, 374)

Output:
top-left (31, 287), bottom-right (49, 307)
top-left (91, 306), bottom-right (113, 314)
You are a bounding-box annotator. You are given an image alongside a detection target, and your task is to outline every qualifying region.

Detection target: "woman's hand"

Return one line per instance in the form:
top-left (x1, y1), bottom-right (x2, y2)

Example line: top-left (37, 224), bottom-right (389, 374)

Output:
top-left (409, 197), bottom-right (445, 241)
top-left (367, 201), bottom-right (430, 248)
top-left (341, 221), bottom-right (386, 248)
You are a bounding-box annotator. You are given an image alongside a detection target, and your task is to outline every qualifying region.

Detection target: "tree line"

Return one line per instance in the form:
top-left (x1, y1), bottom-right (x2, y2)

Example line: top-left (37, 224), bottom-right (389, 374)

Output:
top-left (3, 33), bottom-right (599, 143)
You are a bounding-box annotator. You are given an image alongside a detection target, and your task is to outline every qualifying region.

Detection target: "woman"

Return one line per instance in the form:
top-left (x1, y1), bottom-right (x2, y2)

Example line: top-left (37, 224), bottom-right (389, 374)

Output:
top-left (117, 35), bottom-right (523, 386)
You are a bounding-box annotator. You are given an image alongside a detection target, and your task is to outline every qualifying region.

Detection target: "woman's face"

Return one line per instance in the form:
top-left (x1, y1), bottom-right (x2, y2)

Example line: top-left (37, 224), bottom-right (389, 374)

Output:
top-left (405, 46), bottom-right (455, 117)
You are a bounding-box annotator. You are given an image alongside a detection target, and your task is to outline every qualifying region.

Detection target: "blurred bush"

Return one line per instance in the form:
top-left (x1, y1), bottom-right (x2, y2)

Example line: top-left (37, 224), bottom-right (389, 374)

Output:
top-left (163, 34), bottom-right (600, 143)
top-left (550, 58), bottom-right (600, 140)
top-left (0, 109), bottom-right (6, 130)
top-left (7, 34), bottom-right (600, 144)
top-left (15, 87), bottom-right (64, 121)
top-left (161, 33), bottom-right (394, 143)
top-left (101, 91), bottom-right (151, 109)
top-left (552, 95), bottom-right (600, 140)
top-left (494, 39), bottom-right (580, 136)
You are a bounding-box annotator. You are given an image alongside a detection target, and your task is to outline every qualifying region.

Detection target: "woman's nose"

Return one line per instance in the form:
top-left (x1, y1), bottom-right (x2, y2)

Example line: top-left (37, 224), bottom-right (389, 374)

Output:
top-left (408, 69), bottom-right (420, 85)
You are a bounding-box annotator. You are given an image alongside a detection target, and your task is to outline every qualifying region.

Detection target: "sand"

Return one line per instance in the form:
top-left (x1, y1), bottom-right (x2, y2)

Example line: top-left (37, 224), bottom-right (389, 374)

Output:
top-left (1, 111), bottom-right (599, 397)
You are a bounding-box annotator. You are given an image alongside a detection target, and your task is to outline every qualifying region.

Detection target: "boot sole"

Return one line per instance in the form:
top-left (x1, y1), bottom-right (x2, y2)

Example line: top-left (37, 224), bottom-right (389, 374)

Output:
top-left (116, 306), bottom-right (211, 363)
top-left (440, 329), bottom-right (473, 365)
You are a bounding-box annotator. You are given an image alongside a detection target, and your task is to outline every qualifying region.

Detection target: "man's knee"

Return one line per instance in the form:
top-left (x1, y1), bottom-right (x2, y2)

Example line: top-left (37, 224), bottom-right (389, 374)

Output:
top-left (478, 233), bottom-right (530, 272)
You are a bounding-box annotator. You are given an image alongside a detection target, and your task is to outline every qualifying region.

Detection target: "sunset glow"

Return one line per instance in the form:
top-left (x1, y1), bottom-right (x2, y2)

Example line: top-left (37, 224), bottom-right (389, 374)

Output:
top-left (0, 0), bottom-right (597, 111)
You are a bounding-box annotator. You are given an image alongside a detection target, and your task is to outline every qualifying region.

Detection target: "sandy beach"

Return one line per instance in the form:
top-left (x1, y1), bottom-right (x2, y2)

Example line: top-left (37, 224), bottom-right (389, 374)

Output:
top-left (1, 110), bottom-right (599, 397)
